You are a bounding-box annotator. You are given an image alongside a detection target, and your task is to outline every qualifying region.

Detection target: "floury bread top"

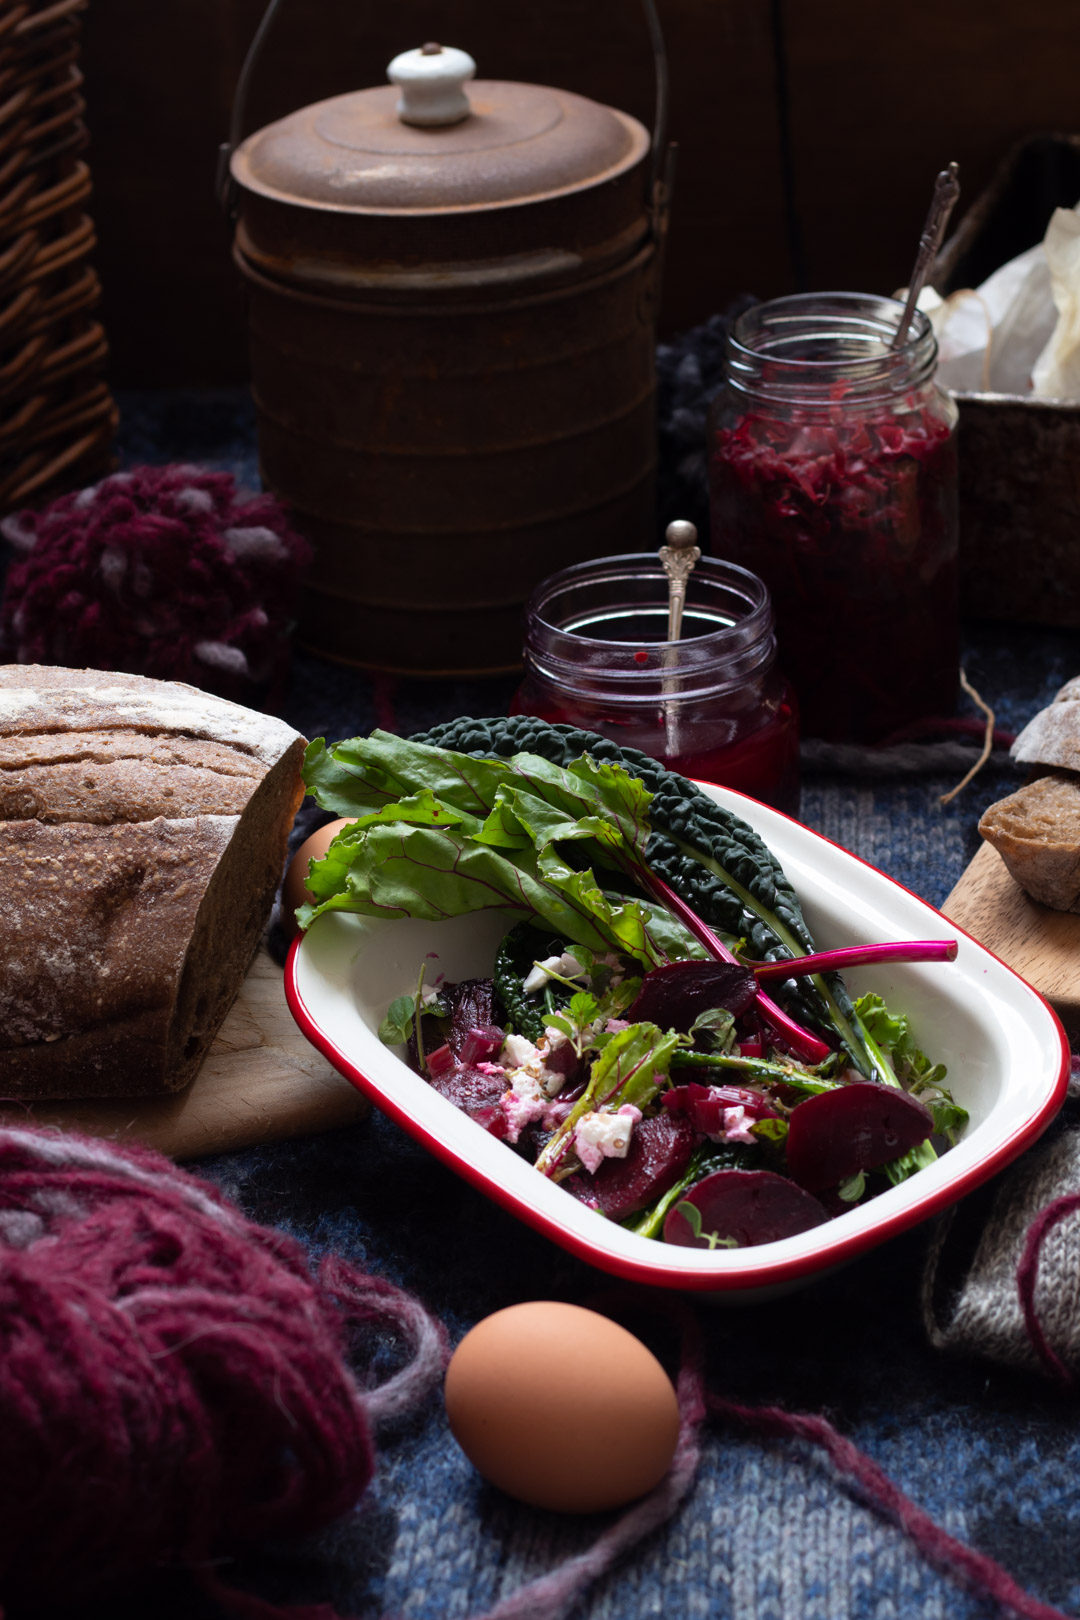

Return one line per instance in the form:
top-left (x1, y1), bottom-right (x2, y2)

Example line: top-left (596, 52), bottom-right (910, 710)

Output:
top-left (1011, 675), bottom-right (1080, 773)
top-left (0, 665), bottom-right (303, 766)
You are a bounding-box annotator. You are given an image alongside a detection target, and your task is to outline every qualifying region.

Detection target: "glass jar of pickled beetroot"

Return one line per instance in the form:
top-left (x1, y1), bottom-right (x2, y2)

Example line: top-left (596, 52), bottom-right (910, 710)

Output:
top-left (511, 552), bottom-right (800, 811)
top-left (708, 292), bottom-right (959, 743)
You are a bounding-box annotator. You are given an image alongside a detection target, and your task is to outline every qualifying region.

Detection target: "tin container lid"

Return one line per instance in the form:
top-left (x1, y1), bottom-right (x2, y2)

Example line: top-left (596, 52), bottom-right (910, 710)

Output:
top-left (230, 42), bottom-right (649, 215)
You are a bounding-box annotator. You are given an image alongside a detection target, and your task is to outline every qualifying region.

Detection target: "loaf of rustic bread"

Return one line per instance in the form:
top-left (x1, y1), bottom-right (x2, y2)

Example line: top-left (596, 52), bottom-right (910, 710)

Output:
top-left (0, 666), bottom-right (306, 1098)
top-left (979, 677), bottom-right (1080, 912)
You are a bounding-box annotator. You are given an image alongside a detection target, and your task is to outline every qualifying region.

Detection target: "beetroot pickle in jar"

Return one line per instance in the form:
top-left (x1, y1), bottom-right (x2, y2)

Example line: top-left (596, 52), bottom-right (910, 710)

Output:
top-left (708, 293), bottom-right (960, 744)
top-left (512, 551), bottom-right (800, 812)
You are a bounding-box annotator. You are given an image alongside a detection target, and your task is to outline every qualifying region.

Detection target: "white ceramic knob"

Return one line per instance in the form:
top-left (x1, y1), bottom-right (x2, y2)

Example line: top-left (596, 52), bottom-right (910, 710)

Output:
top-left (386, 43), bottom-right (476, 127)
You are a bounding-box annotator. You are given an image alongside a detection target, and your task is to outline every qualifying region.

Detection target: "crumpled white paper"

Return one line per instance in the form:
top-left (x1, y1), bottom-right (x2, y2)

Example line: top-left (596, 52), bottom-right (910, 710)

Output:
top-left (911, 199), bottom-right (1080, 400)
top-left (1032, 207), bottom-right (1080, 398)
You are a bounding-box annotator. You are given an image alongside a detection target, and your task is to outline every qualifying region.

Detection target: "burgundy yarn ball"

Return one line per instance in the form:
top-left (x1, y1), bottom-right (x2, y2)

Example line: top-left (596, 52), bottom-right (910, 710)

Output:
top-left (0, 465), bottom-right (313, 707)
top-left (0, 1128), bottom-right (376, 1613)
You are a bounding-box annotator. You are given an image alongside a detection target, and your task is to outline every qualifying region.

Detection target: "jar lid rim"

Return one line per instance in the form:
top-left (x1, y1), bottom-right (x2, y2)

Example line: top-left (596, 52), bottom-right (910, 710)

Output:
top-left (727, 290), bottom-right (936, 369)
top-left (526, 552), bottom-right (774, 636)
top-left (523, 551), bottom-right (779, 693)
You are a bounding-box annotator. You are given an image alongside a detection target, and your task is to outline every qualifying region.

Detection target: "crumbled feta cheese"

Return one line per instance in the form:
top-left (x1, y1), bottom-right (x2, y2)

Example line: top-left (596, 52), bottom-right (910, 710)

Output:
top-left (499, 1030), bottom-right (567, 1098)
top-left (521, 951), bottom-right (587, 994)
top-left (501, 1032), bottom-right (540, 1070)
top-left (537, 1061), bottom-right (567, 1098)
top-left (573, 1104), bottom-right (642, 1174)
top-left (722, 1105), bottom-right (757, 1146)
top-left (500, 1069), bottom-right (549, 1142)
top-left (522, 957), bottom-right (559, 995)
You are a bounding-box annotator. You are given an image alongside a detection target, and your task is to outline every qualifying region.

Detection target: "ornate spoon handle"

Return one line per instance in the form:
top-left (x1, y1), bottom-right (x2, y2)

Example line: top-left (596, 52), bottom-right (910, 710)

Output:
top-left (892, 161), bottom-right (961, 351)
top-left (657, 519), bottom-right (701, 759)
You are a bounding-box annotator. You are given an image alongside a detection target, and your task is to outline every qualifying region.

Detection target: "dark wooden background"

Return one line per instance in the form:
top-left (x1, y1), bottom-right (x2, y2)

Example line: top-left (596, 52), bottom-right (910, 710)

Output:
top-left (80, 0), bottom-right (1080, 387)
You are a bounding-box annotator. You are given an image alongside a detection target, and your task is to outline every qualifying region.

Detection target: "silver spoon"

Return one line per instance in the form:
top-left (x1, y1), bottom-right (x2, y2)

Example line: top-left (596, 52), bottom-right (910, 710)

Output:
top-left (892, 161), bottom-right (961, 351)
top-left (657, 519), bottom-right (701, 757)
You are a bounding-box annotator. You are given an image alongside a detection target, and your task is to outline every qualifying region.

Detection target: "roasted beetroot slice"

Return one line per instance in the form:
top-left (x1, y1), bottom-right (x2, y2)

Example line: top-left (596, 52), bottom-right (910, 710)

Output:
top-left (542, 1039), bottom-right (581, 1083)
top-left (456, 1023), bottom-right (505, 1065)
top-left (589, 1114), bottom-right (696, 1221)
top-left (785, 1081), bottom-right (934, 1193)
top-left (663, 1169), bottom-right (828, 1248)
top-left (426, 1061), bottom-right (506, 1119)
top-left (664, 1082), bottom-right (780, 1133)
top-left (446, 979), bottom-right (498, 1059)
top-left (626, 960), bottom-right (756, 1032)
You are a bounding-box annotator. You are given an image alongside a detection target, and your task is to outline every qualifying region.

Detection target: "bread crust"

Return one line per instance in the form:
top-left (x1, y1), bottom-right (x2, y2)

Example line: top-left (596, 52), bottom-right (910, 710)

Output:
top-left (1011, 676), bottom-right (1080, 774)
top-left (0, 731), bottom-right (266, 822)
top-left (979, 774), bottom-right (1080, 913)
top-left (0, 665), bottom-right (305, 1099)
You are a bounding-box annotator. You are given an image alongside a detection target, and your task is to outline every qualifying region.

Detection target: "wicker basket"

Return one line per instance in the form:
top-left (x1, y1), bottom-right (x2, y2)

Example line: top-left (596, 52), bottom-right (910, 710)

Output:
top-left (0, 0), bottom-right (116, 514)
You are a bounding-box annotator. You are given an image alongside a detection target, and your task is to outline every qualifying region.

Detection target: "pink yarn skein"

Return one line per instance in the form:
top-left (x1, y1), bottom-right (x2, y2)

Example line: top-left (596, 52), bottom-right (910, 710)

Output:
top-left (0, 465), bottom-right (313, 707)
top-left (0, 1127), bottom-right (445, 1617)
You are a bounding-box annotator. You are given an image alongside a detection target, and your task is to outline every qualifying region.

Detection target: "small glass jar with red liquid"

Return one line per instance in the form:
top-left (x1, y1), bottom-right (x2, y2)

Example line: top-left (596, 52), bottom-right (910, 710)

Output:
top-left (512, 551), bottom-right (800, 811)
top-left (708, 292), bottom-right (959, 744)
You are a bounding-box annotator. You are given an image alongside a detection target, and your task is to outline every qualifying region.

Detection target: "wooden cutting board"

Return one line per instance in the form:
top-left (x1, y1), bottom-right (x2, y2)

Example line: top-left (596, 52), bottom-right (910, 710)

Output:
top-left (0, 949), bottom-right (369, 1160)
top-left (943, 842), bottom-right (1080, 1038)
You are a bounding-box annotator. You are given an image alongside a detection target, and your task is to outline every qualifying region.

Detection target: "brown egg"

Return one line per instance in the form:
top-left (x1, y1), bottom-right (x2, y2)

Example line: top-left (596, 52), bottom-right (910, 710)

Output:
top-left (443, 1301), bottom-right (680, 1513)
top-left (281, 817), bottom-right (355, 936)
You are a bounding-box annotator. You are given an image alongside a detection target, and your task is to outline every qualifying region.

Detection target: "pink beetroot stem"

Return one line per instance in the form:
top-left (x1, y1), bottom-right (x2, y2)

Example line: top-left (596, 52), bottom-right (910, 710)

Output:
top-left (640, 870), bottom-right (831, 1066)
top-left (752, 939), bottom-right (957, 981)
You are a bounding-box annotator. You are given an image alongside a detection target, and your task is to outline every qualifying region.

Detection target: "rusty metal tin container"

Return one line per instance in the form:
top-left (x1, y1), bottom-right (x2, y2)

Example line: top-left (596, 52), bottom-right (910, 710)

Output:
top-left (228, 29), bottom-right (670, 676)
top-left (931, 135), bottom-right (1080, 628)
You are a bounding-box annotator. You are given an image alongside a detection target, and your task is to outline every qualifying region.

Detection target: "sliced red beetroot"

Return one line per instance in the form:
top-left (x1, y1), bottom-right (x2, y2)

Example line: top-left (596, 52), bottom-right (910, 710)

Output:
top-left (626, 960), bottom-right (756, 1033)
top-left (663, 1082), bottom-right (780, 1135)
top-left (585, 1113), bottom-right (696, 1220)
top-left (426, 1042), bottom-right (454, 1078)
top-left (551, 1073), bottom-right (588, 1112)
top-left (472, 1104), bottom-right (511, 1141)
top-left (784, 1081), bottom-right (933, 1193)
top-left (456, 1023), bottom-right (505, 1065)
top-left (541, 1038), bottom-right (581, 1082)
top-left (446, 979), bottom-right (499, 1058)
top-left (426, 1061), bottom-right (507, 1120)
top-left (663, 1169), bottom-right (828, 1248)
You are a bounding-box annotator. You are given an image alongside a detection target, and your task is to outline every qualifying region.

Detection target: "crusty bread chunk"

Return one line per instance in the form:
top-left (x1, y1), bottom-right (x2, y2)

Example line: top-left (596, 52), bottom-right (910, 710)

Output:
top-left (1011, 676), bottom-right (1080, 774)
top-left (978, 773), bottom-right (1080, 913)
top-left (0, 666), bottom-right (306, 1098)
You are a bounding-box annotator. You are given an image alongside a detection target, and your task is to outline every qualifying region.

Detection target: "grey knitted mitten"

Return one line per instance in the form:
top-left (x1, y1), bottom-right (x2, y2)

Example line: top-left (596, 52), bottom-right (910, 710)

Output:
top-left (924, 1073), bottom-right (1080, 1384)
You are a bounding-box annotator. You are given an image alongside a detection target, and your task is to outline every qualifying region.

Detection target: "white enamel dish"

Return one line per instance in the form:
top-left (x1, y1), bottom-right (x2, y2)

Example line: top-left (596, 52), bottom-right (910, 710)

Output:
top-left (285, 783), bottom-right (1070, 1300)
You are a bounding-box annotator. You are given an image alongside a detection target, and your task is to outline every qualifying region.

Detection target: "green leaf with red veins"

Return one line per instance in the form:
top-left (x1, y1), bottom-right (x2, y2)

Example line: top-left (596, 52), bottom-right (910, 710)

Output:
top-left (298, 741), bottom-right (700, 965)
